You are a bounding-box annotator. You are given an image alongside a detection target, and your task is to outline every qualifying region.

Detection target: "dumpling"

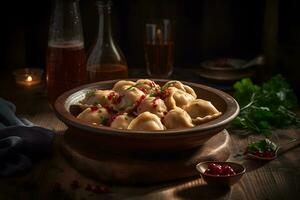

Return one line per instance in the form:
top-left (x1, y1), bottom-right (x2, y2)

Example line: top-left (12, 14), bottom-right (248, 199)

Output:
top-left (163, 80), bottom-right (186, 91)
top-left (80, 90), bottom-right (113, 106)
top-left (183, 99), bottom-right (222, 124)
top-left (128, 112), bottom-right (165, 131)
top-left (135, 79), bottom-right (160, 94)
top-left (183, 85), bottom-right (197, 99)
top-left (115, 87), bottom-right (145, 112)
top-left (136, 97), bottom-right (167, 118)
top-left (110, 113), bottom-right (133, 129)
top-left (77, 106), bottom-right (110, 125)
top-left (163, 81), bottom-right (197, 98)
top-left (112, 80), bottom-right (135, 93)
top-left (163, 107), bottom-right (194, 129)
top-left (164, 87), bottom-right (195, 110)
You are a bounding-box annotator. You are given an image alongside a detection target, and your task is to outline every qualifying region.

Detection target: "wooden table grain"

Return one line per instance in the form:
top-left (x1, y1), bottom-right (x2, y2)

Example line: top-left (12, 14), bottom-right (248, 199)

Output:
top-left (0, 70), bottom-right (299, 200)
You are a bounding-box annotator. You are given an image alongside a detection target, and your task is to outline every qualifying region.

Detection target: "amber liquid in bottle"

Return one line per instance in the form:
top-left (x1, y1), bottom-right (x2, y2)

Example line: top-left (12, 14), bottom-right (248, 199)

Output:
top-left (86, 1), bottom-right (128, 83)
top-left (47, 42), bottom-right (86, 105)
top-left (87, 64), bottom-right (128, 81)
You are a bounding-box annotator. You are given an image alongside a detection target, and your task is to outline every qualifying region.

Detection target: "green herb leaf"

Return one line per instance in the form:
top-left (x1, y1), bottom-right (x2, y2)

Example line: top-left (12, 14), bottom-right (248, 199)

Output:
top-left (85, 90), bottom-right (96, 98)
top-left (232, 74), bottom-right (300, 136)
top-left (247, 139), bottom-right (278, 153)
top-left (100, 116), bottom-right (109, 126)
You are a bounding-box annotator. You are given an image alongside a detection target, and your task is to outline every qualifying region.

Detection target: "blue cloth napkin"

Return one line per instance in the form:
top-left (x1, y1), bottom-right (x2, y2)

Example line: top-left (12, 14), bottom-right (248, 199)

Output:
top-left (0, 98), bottom-right (54, 177)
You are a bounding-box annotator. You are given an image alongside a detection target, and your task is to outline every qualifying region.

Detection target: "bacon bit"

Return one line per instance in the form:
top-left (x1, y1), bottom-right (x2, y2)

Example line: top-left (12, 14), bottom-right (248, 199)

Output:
top-left (148, 81), bottom-right (156, 87)
top-left (91, 106), bottom-right (98, 112)
top-left (115, 95), bottom-right (123, 104)
top-left (136, 95), bottom-right (145, 106)
top-left (108, 92), bottom-right (122, 104)
top-left (152, 97), bottom-right (160, 108)
top-left (102, 105), bottom-right (113, 114)
top-left (161, 89), bottom-right (171, 99)
top-left (107, 92), bottom-right (116, 101)
top-left (138, 86), bottom-right (148, 94)
top-left (132, 95), bottom-right (146, 112)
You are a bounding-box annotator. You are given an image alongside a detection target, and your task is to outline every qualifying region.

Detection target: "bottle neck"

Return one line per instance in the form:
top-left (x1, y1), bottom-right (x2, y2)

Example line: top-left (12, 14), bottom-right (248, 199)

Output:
top-left (49, 0), bottom-right (84, 45)
top-left (97, 5), bottom-right (113, 43)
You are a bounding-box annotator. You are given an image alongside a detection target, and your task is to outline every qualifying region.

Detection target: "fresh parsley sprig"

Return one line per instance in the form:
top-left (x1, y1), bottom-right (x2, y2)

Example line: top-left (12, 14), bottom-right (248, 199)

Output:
top-left (232, 75), bottom-right (300, 136)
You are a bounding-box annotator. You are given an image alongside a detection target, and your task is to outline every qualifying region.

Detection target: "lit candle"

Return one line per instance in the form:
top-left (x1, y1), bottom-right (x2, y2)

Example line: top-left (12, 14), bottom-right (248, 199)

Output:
top-left (13, 68), bottom-right (43, 87)
top-left (26, 75), bottom-right (33, 82)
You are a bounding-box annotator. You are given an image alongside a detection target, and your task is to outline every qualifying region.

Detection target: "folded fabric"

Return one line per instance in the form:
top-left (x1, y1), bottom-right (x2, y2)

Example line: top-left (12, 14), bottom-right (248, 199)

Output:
top-left (0, 98), bottom-right (54, 177)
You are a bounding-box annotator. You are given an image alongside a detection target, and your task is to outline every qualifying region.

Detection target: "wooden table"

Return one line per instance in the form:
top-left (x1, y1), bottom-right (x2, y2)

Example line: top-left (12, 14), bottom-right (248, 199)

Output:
top-left (0, 70), bottom-right (300, 200)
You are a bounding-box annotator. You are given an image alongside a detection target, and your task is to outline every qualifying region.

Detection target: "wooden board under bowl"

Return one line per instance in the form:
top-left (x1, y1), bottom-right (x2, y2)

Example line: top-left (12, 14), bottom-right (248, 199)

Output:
top-left (60, 129), bottom-right (231, 184)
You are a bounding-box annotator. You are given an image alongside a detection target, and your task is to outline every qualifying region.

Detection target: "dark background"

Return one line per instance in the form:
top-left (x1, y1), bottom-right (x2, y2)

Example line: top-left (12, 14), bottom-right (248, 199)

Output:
top-left (0, 0), bottom-right (299, 96)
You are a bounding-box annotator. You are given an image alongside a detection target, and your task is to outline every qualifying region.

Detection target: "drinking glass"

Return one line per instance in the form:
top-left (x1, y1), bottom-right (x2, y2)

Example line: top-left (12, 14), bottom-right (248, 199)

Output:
top-left (144, 19), bottom-right (174, 78)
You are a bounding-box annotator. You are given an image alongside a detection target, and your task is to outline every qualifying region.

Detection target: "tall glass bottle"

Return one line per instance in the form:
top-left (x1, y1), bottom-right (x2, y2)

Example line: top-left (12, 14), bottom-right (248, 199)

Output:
top-left (47, 0), bottom-right (86, 106)
top-left (87, 1), bottom-right (128, 82)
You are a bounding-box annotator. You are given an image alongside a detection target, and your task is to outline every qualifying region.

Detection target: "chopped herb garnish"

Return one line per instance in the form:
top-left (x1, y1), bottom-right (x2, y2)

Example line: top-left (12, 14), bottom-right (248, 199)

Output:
top-left (100, 116), bottom-right (109, 126)
top-left (93, 101), bottom-right (100, 106)
top-left (85, 90), bottom-right (96, 98)
top-left (161, 81), bottom-right (177, 91)
top-left (126, 83), bottom-right (143, 91)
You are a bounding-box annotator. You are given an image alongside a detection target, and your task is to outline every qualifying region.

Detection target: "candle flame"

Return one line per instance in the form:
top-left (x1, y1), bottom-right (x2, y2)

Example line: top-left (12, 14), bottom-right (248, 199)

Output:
top-left (26, 76), bottom-right (33, 82)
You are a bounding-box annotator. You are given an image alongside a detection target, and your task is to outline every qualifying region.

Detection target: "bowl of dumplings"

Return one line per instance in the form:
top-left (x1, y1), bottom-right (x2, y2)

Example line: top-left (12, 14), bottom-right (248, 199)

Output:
top-left (54, 79), bottom-right (239, 154)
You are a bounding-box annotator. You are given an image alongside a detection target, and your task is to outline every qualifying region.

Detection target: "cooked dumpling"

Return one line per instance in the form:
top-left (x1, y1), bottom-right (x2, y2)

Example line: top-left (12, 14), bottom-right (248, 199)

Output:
top-left (112, 80), bottom-right (135, 93)
top-left (80, 90), bottom-right (113, 106)
top-left (137, 97), bottom-right (167, 118)
top-left (128, 112), bottom-right (165, 131)
top-left (183, 99), bottom-right (222, 124)
top-left (164, 87), bottom-right (195, 110)
top-left (135, 79), bottom-right (160, 94)
top-left (163, 81), bottom-right (197, 98)
top-left (163, 107), bottom-right (194, 129)
top-left (110, 113), bottom-right (133, 129)
top-left (77, 106), bottom-right (110, 125)
top-left (116, 87), bottom-right (145, 112)
top-left (183, 85), bottom-right (197, 99)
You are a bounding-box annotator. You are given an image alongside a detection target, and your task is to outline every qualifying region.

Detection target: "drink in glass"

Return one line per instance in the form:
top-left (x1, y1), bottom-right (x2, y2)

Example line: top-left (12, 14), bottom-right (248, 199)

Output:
top-left (144, 19), bottom-right (174, 78)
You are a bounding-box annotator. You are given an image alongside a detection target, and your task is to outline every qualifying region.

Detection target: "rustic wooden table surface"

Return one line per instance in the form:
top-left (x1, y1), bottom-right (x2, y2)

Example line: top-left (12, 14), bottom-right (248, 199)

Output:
top-left (0, 70), bottom-right (299, 200)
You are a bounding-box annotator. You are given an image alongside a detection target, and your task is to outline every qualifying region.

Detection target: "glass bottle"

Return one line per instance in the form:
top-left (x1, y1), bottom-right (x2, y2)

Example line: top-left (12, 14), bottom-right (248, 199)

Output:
top-left (87, 1), bottom-right (128, 82)
top-left (46, 0), bottom-right (86, 106)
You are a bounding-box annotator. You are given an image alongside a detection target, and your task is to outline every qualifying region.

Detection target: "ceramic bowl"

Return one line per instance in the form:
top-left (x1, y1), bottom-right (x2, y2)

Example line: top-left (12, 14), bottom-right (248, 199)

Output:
top-left (196, 161), bottom-right (246, 187)
top-left (54, 79), bottom-right (239, 154)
